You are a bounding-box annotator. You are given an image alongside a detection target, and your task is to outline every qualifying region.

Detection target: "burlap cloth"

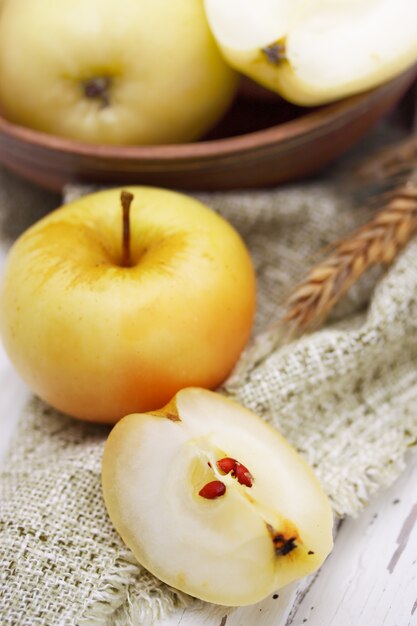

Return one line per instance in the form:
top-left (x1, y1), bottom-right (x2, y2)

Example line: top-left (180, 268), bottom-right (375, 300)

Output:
top-left (1, 121), bottom-right (417, 625)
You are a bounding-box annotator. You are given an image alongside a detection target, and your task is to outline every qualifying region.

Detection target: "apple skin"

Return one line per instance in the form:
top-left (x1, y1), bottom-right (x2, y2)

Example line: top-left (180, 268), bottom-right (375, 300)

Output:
top-left (102, 388), bottom-right (334, 605)
top-left (0, 0), bottom-right (237, 144)
top-left (0, 187), bottom-right (256, 423)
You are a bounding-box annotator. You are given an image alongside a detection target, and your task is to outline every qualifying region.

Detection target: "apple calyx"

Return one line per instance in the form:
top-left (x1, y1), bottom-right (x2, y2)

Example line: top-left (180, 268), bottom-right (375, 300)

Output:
top-left (217, 456), bottom-right (254, 487)
top-left (82, 76), bottom-right (111, 108)
top-left (120, 190), bottom-right (134, 267)
top-left (266, 522), bottom-right (299, 557)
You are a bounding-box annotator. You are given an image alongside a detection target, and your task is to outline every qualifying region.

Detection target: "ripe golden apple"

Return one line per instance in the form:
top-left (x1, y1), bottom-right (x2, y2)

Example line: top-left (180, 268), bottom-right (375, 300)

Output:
top-left (0, 0), bottom-right (237, 144)
top-left (102, 388), bottom-right (334, 605)
top-left (204, 0), bottom-right (417, 106)
top-left (0, 188), bottom-right (256, 423)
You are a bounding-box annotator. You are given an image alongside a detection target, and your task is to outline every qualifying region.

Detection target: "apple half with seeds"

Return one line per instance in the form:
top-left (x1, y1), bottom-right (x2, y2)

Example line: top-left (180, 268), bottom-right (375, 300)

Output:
top-left (204, 0), bottom-right (417, 106)
top-left (102, 388), bottom-right (333, 605)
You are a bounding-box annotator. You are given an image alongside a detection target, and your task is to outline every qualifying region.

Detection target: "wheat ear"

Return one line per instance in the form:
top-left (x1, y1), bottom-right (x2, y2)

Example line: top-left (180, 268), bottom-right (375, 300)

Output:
top-left (280, 181), bottom-right (417, 338)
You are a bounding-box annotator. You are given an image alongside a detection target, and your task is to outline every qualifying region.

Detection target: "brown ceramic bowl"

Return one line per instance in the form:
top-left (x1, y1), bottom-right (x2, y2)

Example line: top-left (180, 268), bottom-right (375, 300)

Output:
top-left (0, 67), bottom-right (416, 192)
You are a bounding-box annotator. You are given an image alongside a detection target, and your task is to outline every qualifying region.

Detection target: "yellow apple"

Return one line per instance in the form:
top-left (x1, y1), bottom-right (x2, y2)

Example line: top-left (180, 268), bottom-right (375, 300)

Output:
top-left (204, 0), bottom-right (417, 106)
top-left (0, 187), bottom-right (256, 423)
top-left (102, 387), bottom-right (334, 605)
top-left (0, 0), bottom-right (237, 144)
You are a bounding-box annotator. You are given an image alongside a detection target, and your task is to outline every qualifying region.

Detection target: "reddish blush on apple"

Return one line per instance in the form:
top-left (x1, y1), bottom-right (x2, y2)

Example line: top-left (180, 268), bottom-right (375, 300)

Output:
top-left (0, 187), bottom-right (256, 423)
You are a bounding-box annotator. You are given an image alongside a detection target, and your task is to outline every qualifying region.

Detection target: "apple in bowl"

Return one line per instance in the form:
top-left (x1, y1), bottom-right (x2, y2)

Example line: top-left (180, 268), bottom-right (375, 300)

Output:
top-left (0, 0), bottom-right (237, 144)
top-left (102, 387), bottom-right (334, 605)
top-left (0, 187), bottom-right (256, 423)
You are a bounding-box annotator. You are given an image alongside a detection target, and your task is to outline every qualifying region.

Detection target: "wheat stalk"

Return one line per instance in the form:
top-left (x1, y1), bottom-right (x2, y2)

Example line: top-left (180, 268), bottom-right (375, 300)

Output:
top-left (357, 135), bottom-right (417, 183)
top-left (279, 180), bottom-right (417, 338)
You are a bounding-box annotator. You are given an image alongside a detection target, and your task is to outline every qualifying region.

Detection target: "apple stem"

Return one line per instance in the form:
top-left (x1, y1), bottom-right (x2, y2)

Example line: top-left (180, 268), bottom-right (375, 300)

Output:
top-left (121, 190), bottom-right (134, 267)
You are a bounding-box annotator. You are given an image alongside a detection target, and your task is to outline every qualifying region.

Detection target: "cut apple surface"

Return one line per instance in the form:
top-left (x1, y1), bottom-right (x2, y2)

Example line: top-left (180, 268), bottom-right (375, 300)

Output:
top-left (204, 0), bottom-right (417, 105)
top-left (102, 388), bottom-right (333, 605)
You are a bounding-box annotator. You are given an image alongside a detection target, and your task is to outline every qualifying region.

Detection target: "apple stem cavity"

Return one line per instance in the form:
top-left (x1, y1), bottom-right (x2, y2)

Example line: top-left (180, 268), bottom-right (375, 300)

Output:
top-left (261, 41), bottom-right (287, 65)
top-left (121, 190), bottom-right (134, 267)
top-left (199, 480), bottom-right (226, 500)
top-left (82, 76), bottom-right (111, 108)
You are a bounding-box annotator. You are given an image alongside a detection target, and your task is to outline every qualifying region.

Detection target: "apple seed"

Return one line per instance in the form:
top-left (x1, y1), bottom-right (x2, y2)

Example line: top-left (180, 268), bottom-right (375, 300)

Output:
top-left (199, 480), bottom-right (226, 500)
top-left (217, 457), bottom-right (254, 488)
top-left (216, 457), bottom-right (236, 474)
top-left (234, 462), bottom-right (254, 488)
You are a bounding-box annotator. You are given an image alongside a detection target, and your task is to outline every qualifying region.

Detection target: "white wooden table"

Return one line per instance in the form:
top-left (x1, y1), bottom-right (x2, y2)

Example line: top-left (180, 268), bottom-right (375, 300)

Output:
top-left (0, 251), bottom-right (416, 626)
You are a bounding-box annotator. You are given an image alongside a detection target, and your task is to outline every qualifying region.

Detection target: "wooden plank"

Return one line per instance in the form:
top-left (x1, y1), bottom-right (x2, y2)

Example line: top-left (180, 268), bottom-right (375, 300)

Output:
top-left (291, 453), bottom-right (417, 626)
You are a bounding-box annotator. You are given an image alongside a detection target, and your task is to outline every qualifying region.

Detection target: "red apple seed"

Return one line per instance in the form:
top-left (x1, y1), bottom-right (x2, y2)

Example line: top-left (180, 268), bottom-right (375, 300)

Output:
top-left (217, 457), bottom-right (236, 475)
top-left (217, 457), bottom-right (254, 487)
top-left (199, 480), bottom-right (226, 499)
top-left (234, 462), bottom-right (254, 487)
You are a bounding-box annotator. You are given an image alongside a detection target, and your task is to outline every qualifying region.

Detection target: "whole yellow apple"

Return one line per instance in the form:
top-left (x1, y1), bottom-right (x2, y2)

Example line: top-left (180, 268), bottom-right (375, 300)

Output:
top-left (0, 0), bottom-right (237, 144)
top-left (205, 0), bottom-right (417, 106)
top-left (102, 388), bottom-right (333, 605)
top-left (0, 188), bottom-right (256, 423)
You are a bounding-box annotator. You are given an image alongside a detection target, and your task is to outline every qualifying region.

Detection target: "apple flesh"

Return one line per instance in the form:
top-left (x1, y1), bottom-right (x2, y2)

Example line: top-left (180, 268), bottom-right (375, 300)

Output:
top-left (0, 187), bottom-right (256, 423)
top-left (102, 388), bottom-right (334, 606)
top-left (0, 0), bottom-right (237, 144)
top-left (204, 0), bottom-right (417, 106)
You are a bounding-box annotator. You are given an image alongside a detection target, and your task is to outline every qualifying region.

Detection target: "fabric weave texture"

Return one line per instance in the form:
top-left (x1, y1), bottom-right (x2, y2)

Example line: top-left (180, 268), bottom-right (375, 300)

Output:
top-left (0, 125), bottom-right (416, 624)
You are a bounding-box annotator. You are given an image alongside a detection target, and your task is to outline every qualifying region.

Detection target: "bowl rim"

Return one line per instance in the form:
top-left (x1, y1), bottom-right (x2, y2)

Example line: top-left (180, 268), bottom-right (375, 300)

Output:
top-left (0, 67), bottom-right (416, 161)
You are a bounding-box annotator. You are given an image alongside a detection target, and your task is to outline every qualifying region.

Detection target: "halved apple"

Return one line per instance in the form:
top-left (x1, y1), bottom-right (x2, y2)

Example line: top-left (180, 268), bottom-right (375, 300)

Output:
top-left (102, 388), bottom-right (333, 605)
top-left (204, 0), bottom-right (417, 106)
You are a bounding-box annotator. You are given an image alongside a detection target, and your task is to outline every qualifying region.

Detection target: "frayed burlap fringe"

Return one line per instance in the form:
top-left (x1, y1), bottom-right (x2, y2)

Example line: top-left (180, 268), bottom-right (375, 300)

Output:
top-left (0, 399), bottom-right (194, 626)
top-left (225, 239), bottom-right (417, 516)
top-left (1, 153), bottom-right (417, 624)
